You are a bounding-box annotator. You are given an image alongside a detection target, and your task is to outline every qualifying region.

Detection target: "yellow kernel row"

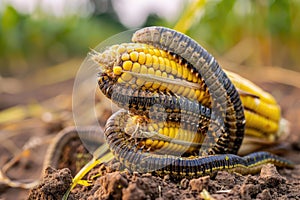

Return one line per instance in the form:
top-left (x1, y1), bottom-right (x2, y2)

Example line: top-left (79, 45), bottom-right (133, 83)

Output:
top-left (143, 138), bottom-right (197, 155)
top-left (147, 123), bottom-right (203, 144)
top-left (244, 128), bottom-right (277, 142)
top-left (119, 49), bottom-right (200, 83)
top-left (241, 95), bottom-right (280, 122)
top-left (114, 59), bottom-right (210, 105)
top-left (244, 110), bottom-right (278, 133)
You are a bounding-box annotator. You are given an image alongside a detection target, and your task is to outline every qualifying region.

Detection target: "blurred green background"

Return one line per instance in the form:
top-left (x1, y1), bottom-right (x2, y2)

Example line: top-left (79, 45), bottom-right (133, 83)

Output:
top-left (0, 0), bottom-right (299, 76)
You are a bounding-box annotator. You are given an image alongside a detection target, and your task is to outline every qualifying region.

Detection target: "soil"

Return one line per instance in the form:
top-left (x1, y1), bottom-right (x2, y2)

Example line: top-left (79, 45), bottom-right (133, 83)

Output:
top-left (27, 162), bottom-right (300, 200)
top-left (1, 78), bottom-right (300, 199)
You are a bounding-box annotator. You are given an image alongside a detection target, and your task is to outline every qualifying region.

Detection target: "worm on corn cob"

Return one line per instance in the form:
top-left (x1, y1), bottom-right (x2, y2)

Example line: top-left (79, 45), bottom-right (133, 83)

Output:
top-left (91, 42), bottom-right (288, 155)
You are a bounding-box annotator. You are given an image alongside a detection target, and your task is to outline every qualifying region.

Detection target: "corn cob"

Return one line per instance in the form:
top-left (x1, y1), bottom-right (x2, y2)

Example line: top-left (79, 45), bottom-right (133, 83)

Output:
top-left (94, 42), bottom-right (241, 155)
top-left (92, 42), bottom-right (285, 144)
top-left (91, 26), bottom-right (293, 178)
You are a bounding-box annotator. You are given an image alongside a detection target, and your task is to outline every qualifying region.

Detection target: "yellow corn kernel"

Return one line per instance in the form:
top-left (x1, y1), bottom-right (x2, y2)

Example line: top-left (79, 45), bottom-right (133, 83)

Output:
top-left (117, 46), bottom-right (126, 54)
top-left (152, 55), bottom-right (159, 70)
top-left (121, 73), bottom-right (132, 82)
top-left (158, 122), bottom-right (164, 128)
top-left (130, 51), bottom-right (139, 62)
top-left (187, 89), bottom-right (196, 100)
top-left (192, 74), bottom-right (199, 83)
top-left (177, 86), bottom-right (185, 94)
top-left (162, 141), bottom-right (170, 149)
top-left (166, 75), bottom-right (175, 90)
top-left (163, 127), bottom-right (169, 136)
top-left (165, 143), bottom-right (173, 152)
top-left (169, 127), bottom-right (176, 138)
top-left (155, 70), bottom-right (162, 77)
top-left (145, 54), bottom-right (153, 66)
top-left (140, 65), bottom-right (148, 74)
top-left (170, 84), bottom-right (179, 93)
top-left (175, 129), bottom-right (181, 140)
top-left (158, 128), bottom-right (164, 135)
top-left (156, 140), bottom-right (165, 149)
top-left (170, 144), bottom-right (180, 153)
top-left (141, 48), bottom-right (148, 54)
top-left (170, 60), bottom-right (177, 76)
top-left (245, 128), bottom-right (266, 138)
top-left (165, 58), bottom-right (172, 74)
top-left (152, 82), bottom-right (160, 89)
top-left (152, 123), bottom-right (159, 130)
top-left (182, 66), bottom-right (188, 79)
top-left (153, 48), bottom-right (161, 56)
top-left (138, 52), bottom-right (146, 64)
top-left (161, 71), bottom-right (168, 78)
top-left (113, 66), bottom-right (122, 75)
top-left (151, 140), bottom-right (159, 148)
top-left (177, 63), bottom-right (183, 77)
top-left (158, 57), bottom-right (165, 71)
top-left (160, 49), bottom-right (167, 57)
top-left (182, 88), bottom-right (190, 98)
top-left (145, 138), bottom-right (153, 146)
top-left (187, 69), bottom-right (193, 81)
top-left (148, 67), bottom-right (155, 75)
top-left (117, 78), bottom-right (125, 84)
top-left (148, 48), bottom-right (154, 56)
top-left (152, 70), bottom-right (162, 89)
top-left (145, 67), bottom-right (154, 88)
top-left (123, 60), bottom-right (133, 71)
top-left (136, 78), bottom-right (145, 87)
top-left (121, 53), bottom-right (130, 61)
top-left (132, 62), bottom-right (141, 73)
top-left (159, 72), bottom-right (168, 91)
top-left (197, 90), bottom-right (206, 102)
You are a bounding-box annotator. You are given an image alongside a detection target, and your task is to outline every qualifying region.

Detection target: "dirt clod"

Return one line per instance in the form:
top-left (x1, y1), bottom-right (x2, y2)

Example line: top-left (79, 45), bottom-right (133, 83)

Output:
top-left (256, 189), bottom-right (272, 200)
top-left (27, 167), bottom-right (73, 200)
top-left (122, 183), bottom-right (146, 200)
top-left (259, 164), bottom-right (286, 186)
top-left (27, 161), bottom-right (300, 200)
top-left (189, 176), bottom-right (210, 192)
top-left (95, 171), bottom-right (128, 199)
